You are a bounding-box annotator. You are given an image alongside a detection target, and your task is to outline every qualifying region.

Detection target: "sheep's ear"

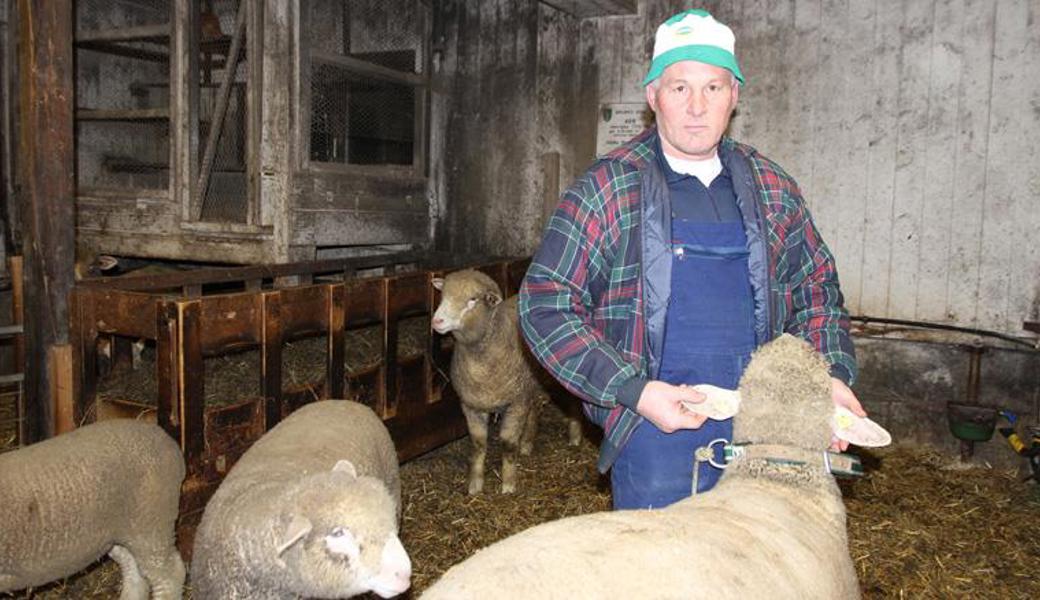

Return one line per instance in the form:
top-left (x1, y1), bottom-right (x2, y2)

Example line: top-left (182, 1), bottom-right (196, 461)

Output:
top-left (431, 277), bottom-right (444, 291)
top-left (483, 291), bottom-right (503, 307)
top-left (332, 459), bottom-right (358, 479)
top-left (96, 255), bottom-right (119, 271)
top-left (276, 514), bottom-right (313, 556)
top-left (831, 407), bottom-right (892, 448)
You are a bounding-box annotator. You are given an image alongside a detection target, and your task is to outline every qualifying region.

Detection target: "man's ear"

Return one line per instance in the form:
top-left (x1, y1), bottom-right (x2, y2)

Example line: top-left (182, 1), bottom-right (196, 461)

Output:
top-left (645, 83), bottom-right (658, 112)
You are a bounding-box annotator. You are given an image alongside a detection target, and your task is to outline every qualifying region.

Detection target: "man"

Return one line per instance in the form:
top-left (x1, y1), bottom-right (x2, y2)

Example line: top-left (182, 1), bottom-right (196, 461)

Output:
top-left (518, 9), bottom-right (866, 510)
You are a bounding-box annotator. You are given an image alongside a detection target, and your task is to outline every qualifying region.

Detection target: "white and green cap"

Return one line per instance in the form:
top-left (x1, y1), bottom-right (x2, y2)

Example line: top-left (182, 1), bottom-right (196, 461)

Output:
top-left (643, 9), bottom-right (745, 86)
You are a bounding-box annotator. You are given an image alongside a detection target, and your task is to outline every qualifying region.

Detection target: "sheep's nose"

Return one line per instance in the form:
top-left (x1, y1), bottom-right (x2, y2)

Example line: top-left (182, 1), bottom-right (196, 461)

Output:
top-left (431, 316), bottom-right (444, 329)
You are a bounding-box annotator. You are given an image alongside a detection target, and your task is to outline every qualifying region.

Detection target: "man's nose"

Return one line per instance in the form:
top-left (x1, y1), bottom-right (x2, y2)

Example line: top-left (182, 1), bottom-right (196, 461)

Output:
top-left (687, 91), bottom-right (707, 115)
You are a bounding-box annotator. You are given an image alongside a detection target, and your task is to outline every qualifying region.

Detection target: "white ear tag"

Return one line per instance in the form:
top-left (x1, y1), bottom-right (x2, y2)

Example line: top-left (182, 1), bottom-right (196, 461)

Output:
top-left (832, 406), bottom-right (891, 447)
top-left (680, 384), bottom-right (741, 420)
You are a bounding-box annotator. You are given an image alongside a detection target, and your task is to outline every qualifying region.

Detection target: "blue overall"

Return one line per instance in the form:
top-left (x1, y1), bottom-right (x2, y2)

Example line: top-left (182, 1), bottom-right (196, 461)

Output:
top-left (611, 169), bottom-right (757, 510)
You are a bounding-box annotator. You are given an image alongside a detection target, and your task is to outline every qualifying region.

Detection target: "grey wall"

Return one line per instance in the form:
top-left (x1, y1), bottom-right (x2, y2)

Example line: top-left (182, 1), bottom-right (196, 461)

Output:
top-left (582, 0), bottom-right (1040, 338)
top-left (434, 0), bottom-right (585, 258)
top-left (437, 0), bottom-right (1040, 338)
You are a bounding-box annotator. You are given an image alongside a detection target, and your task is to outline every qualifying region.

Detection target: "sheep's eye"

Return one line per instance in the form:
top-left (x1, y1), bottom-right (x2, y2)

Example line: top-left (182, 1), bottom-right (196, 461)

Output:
top-left (330, 527), bottom-right (347, 538)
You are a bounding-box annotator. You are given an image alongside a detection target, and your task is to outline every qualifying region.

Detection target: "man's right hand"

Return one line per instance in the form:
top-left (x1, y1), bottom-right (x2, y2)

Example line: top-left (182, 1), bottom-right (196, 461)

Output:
top-left (635, 381), bottom-right (709, 432)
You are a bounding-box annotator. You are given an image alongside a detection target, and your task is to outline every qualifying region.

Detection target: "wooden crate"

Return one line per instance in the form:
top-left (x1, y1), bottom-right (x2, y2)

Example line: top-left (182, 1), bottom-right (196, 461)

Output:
top-left (69, 252), bottom-right (530, 556)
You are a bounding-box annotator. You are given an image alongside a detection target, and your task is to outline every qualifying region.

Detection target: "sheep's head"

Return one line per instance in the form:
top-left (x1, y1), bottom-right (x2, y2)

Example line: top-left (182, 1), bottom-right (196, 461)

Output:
top-left (734, 334), bottom-right (835, 450)
top-left (431, 270), bottom-right (503, 341)
top-left (275, 461), bottom-right (411, 599)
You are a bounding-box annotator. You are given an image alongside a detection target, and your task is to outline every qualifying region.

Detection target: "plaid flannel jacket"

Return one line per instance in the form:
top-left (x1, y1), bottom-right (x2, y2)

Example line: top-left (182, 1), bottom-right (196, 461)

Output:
top-left (519, 127), bottom-right (856, 472)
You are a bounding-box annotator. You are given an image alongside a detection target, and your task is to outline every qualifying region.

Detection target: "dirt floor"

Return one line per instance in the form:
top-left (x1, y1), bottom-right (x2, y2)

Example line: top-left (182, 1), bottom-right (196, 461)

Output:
top-left (6, 401), bottom-right (1039, 600)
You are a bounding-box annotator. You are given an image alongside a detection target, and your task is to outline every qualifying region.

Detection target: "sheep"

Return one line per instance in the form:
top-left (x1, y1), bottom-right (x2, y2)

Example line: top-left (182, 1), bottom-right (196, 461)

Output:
top-left (421, 334), bottom-right (890, 600)
top-left (189, 399), bottom-right (411, 599)
top-left (0, 419), bottom-right (186, 599)
top-left (432, 269), bottom-right (581, 494)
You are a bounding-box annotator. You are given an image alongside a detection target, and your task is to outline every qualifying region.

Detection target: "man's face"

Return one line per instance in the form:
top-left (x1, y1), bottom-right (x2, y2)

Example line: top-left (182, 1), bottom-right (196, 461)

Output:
top-left (645, 61), bottom-right (739, 161)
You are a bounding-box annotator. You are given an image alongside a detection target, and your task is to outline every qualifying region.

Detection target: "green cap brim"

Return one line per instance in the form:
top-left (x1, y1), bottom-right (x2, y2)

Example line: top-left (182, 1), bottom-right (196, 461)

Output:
top-left (643, 45), bottom-right (745, 86)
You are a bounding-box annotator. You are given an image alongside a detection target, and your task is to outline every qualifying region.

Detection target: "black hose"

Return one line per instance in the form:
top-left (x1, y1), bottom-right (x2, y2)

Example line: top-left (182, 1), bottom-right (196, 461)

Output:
top-left (851, 315), bottom-right (1038, 351)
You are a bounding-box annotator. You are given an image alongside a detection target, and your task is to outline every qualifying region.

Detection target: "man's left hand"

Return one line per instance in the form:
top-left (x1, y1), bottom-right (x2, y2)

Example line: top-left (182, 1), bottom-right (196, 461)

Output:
top-left (830, 377), bottom-right (865, 452)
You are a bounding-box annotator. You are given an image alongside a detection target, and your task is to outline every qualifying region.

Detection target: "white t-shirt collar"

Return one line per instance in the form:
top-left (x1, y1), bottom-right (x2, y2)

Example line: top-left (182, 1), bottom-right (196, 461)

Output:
top-left (662, 152), bottom-right (723, 186)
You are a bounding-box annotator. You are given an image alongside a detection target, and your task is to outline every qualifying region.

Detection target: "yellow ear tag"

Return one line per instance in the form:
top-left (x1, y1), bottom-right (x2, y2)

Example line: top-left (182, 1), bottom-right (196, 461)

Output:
top-left (835, 413), bottom-right (855, 430)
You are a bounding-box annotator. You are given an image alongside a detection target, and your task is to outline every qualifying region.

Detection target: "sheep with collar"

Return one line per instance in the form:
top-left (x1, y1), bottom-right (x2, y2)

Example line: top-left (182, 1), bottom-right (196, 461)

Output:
top-left (421, 334), bottom-right (889, 600)
top-left (432, 269), bottom-right (581, 495)
top-left (189, 400), bottom-right (411, 599)
top-left (0, 419), bottom-right (186, 599)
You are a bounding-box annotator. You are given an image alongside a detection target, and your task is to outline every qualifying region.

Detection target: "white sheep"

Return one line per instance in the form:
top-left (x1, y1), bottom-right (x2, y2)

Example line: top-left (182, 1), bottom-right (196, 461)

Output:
top-left (0, 419), bottom-right (186, 599)
top-left (190, 399), bottom-right (411, 599)
top-left (421, 334), bottom-right (889, 600)
top-left (432, 269), bottom-right (581, 494)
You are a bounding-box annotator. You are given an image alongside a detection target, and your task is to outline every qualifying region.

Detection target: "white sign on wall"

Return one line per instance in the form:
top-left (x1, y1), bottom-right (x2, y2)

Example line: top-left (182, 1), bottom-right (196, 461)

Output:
top-left (596, 103), bottom-right (650, 156)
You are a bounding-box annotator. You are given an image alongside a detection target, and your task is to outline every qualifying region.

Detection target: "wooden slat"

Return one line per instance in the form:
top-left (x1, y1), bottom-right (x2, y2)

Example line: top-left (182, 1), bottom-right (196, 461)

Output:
top-left (49, 344), bottom-right (74, 434)
top-left (261, 290), bottom-right (283, 429)
top-left (311, 50), bottom-right (426, 86)
top-left (76, 250), bottom-right (428, 291)
top-left (539, 0), bottom-right (637, 19)
top-left (328, 285), bottom-right (346, 399)
top-left (179, 300), bottom-right (205, 473)
top-left (156, 301), bottom-right (180, 437)
top-left (76, 107), bottom-right (170, 120)
top-left (75, 23), bottom-right (169, 43)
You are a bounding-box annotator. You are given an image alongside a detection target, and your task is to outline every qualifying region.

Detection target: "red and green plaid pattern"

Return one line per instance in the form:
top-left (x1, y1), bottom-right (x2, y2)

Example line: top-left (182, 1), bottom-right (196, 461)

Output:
top-left (520, 127), bottom-right (855, 471)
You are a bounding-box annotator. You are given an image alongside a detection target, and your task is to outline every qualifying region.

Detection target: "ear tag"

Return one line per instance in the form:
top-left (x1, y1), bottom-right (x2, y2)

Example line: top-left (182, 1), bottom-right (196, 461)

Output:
top-left (832, 406), bottom-right (892, 447)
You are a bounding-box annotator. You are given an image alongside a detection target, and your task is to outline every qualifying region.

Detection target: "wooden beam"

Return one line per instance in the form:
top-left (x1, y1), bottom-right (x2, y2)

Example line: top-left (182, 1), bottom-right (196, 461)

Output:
top-left (75, 23), bottom-right (170, 43)
top-left (539, 0), bottom-right (637, 19)
top-left (172, 0), bottom-right (200, 224)
top-left (16, 0), bottom-right (75, 442)
top-left (76, 107), bottom-right (170, 120)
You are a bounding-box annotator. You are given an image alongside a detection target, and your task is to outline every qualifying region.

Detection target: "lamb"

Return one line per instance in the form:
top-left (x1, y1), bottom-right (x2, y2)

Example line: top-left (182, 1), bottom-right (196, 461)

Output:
top-left (0, 419), bottom-right (186, 599)
top-left (421, 334), bottom-right (890, 599)
top-left (432, 269), bottom-right (581, 494)
top-left (190, 399), bottom-right (411, 599)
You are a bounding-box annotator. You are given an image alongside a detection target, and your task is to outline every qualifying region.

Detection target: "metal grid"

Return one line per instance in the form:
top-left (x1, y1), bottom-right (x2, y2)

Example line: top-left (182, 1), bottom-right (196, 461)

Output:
top-left (197, 0), bottom-right (250, 223)
top-left (75, 0), bottom-right (172, 190)
top-left (307, 0), bottom-right (426, 166)
top-left (310, 65), bottom-right (417, 165)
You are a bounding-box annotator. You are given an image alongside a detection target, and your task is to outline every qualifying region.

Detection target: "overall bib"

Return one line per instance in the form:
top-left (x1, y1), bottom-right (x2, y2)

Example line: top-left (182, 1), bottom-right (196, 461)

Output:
top-left (611, 216), bottom-right (756, 509)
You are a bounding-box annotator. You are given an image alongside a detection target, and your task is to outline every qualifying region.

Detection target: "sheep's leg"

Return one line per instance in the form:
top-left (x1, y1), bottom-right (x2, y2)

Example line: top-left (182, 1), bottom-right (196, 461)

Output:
top-left (108, 545), bottom-right (149, 600)
top-left (567, 416), bottom-right (583, 446)
top-left (123, 541), bottom-right (186, 600)
top-left (461, 404), bottom-right (489, 495)
top-left (519, 395), bottom-right (543, 456)
top-left (499, 401), bottom-right (531, 494)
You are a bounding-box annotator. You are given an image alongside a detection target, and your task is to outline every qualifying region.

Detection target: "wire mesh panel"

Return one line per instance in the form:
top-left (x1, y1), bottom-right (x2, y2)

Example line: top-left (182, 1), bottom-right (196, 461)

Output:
top-left (197, 0), bottom-right (250, 224)
top-left (75, 0), bottom-right (172, 191)
top-left (307, 0), bottom-right (427, 168)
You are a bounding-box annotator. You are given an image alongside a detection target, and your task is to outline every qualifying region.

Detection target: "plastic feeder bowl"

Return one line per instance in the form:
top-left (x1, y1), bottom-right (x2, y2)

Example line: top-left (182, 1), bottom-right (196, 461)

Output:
top-left (947, 403), bottom-right (997, 460)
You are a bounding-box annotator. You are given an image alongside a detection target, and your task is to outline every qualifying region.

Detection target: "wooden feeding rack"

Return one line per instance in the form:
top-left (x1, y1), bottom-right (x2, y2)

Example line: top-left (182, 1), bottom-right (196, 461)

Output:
top-left (69, 252), bottom-right (530, 555)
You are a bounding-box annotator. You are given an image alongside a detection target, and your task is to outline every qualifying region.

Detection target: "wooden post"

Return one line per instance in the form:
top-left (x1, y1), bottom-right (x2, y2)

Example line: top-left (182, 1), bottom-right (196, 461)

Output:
top-left (172, 0), bottom-right (200, 223)
top-left (49, 344), bottom-right (73, 434)
top-left (16, 0), bottom-right (75, 442)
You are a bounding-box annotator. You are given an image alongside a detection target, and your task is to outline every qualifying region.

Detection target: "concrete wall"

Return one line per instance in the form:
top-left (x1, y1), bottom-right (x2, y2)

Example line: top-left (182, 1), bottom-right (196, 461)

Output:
top-left (854, 334), bottom-right (1039, 472)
